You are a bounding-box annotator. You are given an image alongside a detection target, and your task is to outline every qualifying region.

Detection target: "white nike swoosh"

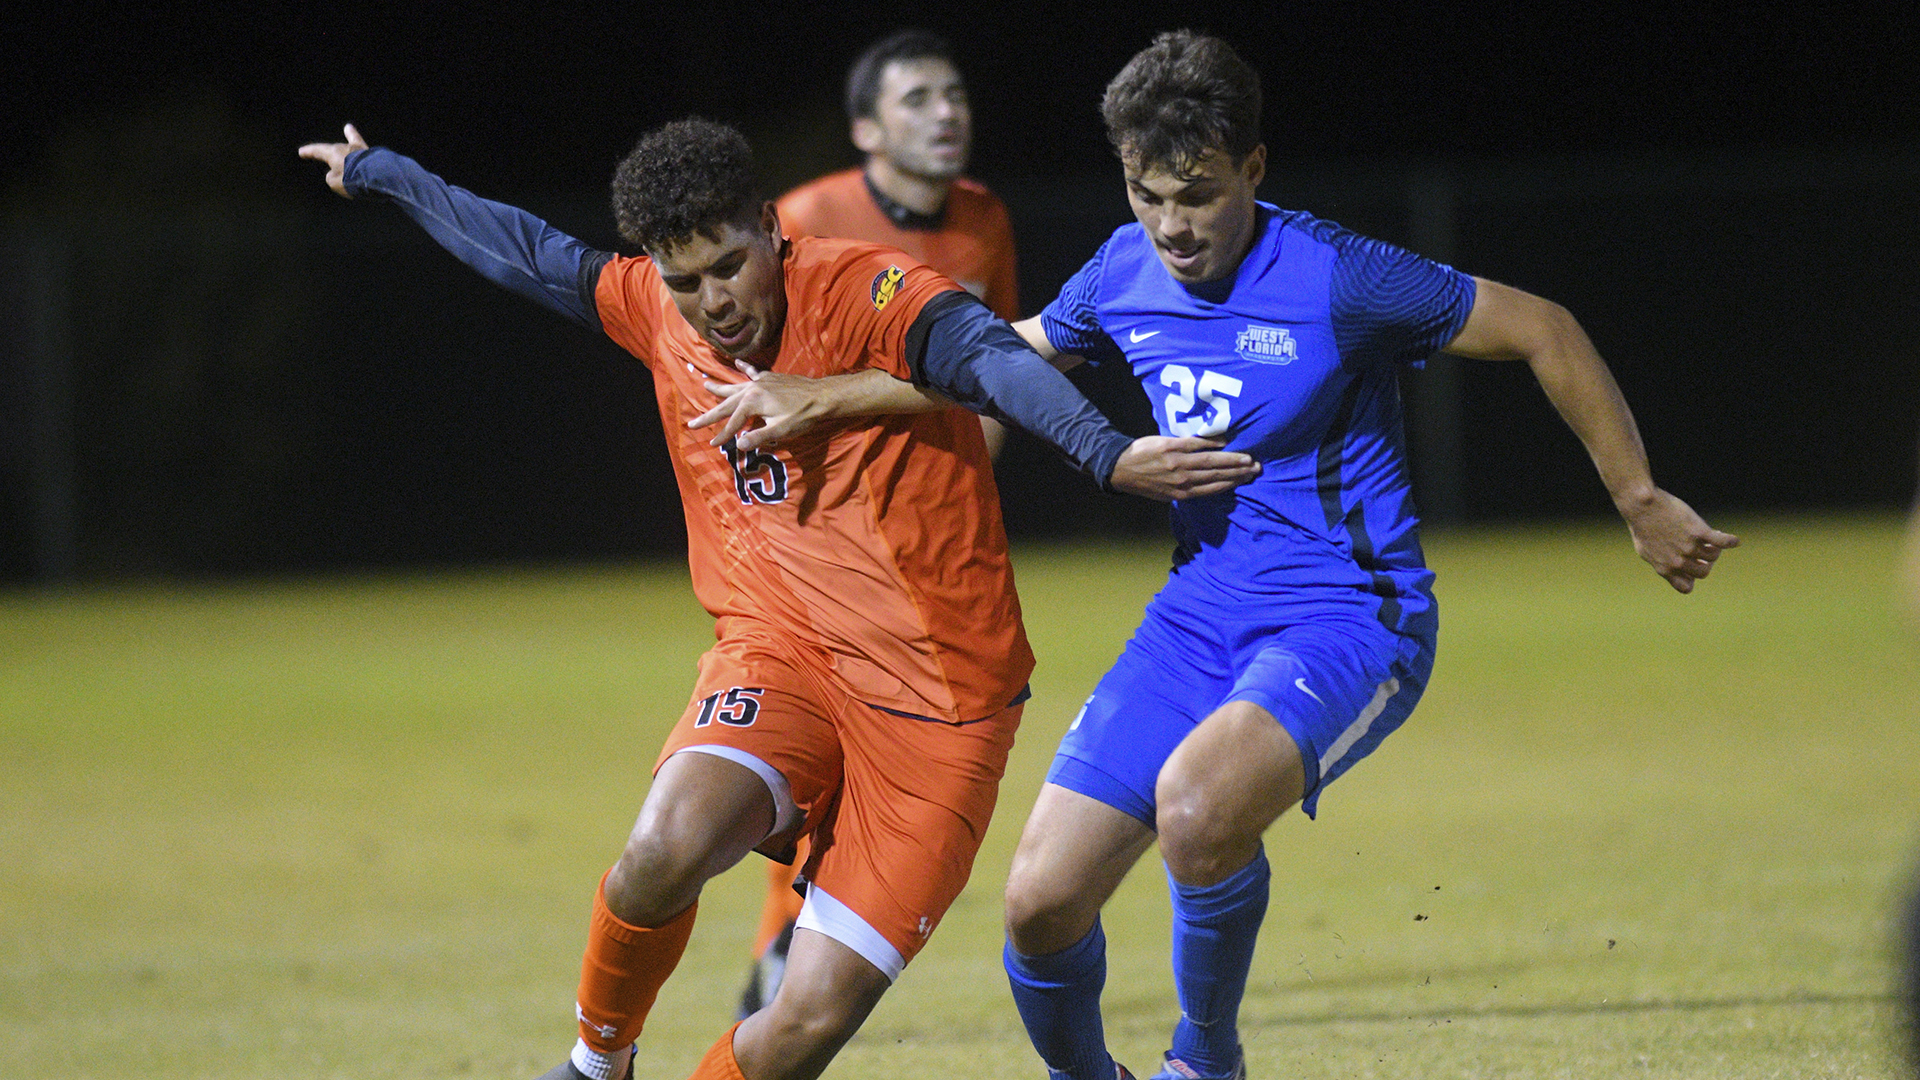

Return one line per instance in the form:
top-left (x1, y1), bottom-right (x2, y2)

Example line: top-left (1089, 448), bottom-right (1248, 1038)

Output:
top-left (1294, 677), bottom-right (1325, 705)
top-left (1129, 328), bottom-right (1161, 343)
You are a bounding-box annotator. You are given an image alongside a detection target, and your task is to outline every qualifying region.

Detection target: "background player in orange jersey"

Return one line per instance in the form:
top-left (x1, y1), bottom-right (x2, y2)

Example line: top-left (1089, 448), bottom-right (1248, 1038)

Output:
top-left (300, 118), bottom-right (1257, 1080)
top-left (739, 27), bottom-right (1019, 1016)
top-left (778, 29), bottom-right (1017, 326)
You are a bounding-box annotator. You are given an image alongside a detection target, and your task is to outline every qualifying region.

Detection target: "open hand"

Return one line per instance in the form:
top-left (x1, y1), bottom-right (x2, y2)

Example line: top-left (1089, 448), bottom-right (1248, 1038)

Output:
top-left (297, 124), bottom-right (370, 197)
top-left (1109, 436), bottom-right (1261, 502)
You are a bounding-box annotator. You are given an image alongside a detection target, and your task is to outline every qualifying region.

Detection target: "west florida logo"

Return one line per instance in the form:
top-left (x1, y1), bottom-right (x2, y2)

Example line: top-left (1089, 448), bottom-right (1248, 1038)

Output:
top-left (870, 265), bottom-right (906, 311)
top-left (1235, 324), bottom-right (1297, 365)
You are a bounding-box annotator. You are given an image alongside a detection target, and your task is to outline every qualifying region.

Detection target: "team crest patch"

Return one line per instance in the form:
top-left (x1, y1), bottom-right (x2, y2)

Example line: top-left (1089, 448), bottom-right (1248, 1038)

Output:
top-left (1235, 324), bottom-right (1298, 365)
top-left (871, 265), bottom-right (906, 311)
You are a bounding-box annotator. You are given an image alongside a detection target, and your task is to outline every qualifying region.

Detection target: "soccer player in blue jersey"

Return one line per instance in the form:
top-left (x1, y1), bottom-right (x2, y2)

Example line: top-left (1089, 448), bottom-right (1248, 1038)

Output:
top-left (687, 29), bottom-right (1736, 1080)
top-left (975, 31), bottom-right (1740, 1080)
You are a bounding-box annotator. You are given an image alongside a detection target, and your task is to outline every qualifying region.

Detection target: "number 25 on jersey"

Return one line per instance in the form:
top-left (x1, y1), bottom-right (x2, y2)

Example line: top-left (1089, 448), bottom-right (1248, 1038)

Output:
top-left (1159, 364), bottom-right (1243, 438)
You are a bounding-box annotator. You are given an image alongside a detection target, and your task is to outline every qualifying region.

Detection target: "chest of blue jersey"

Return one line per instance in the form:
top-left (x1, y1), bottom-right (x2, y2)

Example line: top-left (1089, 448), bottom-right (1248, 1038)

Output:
top-left (1097, 217), bottom-right (1351, 460)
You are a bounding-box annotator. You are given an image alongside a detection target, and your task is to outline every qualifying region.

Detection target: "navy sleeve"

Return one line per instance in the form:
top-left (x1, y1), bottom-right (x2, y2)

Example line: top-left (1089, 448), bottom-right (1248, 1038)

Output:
top-left (909, 293), bottom-right (1133, 490)
top-left (1037, 239), bottom-right (1126, 366)
top-left (1328, 233), bottom-right (1476, 370)
top-left (343, 147), bottom-right (608, 330)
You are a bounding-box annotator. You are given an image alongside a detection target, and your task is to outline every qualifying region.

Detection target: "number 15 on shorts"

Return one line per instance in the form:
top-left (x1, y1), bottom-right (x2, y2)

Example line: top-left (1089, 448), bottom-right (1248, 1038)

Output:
top-left (694, 686), bottom-right (765, 728)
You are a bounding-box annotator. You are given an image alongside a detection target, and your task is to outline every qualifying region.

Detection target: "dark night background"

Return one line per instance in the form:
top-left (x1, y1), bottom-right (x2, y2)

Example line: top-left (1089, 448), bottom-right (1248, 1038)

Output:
top-left (4, 2), bottom-right (1918, 582)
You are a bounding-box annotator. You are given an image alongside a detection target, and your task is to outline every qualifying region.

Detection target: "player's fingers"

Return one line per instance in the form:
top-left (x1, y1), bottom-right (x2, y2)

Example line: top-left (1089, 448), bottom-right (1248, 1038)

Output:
top-left (1707, 529), bottom-right (1740, 548)
top-left (698, 380), bottom-right (749, 407)
top-left (710, 406), bottom-right (761, 446)
top-left (709, 419), bottom-right (751, 448)
top-left (344, 123), bottom-right (366, 148)
top-left (1180, 479), bottom-right (1243, 497)
top-left (741, 415), bottom-right (795, 446)
top-left (1154, 435), bottom-right (1230, 452)
top-left (738, 417), bottom-right (802, 451)
top-left (1207, 458), bottom-right (1261, 478)
top-left (1177, 449), bottom-right (1257, 469)
top-left (686, 398), bottom-right (732, 429)
top-left (1160, 451), bottom-right (1258, 479)
top-left (1176, 462), bottom-right (1249, 483)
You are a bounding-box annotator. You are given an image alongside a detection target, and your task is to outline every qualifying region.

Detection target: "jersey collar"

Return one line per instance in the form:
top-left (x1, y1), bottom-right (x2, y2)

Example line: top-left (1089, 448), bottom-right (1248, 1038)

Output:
top-left (863, 170), bottom-right (947, 231)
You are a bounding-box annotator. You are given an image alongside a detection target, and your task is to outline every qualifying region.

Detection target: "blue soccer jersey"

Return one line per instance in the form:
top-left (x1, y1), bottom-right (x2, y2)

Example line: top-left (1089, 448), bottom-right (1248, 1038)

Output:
top-left (1040, 205), bottom-right (1475, 819)
top-left (1041, 204), bottom-right (1474, 638)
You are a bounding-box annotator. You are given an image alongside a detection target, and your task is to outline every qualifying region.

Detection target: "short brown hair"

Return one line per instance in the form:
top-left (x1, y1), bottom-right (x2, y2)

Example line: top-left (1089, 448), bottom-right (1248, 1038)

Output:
top-left (1101, 30), bottom-right (1262, 175)
top-left (845, 29), bottom-right (959, 121)
top-left (611, 118), bottom-right (764, 251)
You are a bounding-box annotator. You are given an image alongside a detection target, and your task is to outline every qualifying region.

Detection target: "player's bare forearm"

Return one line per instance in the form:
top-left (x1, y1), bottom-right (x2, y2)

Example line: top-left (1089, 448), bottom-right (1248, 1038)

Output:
top-left (1010, 316), bottom-right (1085, 372)
top-left (1523, 319), bottom-right (1656, 513)
top-left (1448, 278), bottom-right (1738, 592)
top-left (691, 364), bottom-right (952, 449)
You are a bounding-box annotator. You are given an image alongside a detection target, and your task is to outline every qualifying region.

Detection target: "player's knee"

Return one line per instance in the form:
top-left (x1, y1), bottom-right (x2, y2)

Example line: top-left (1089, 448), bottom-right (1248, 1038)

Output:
top-left (1003, 873), bottom-right (1096, 956)
top-left (1156, 790), bottom-right (1260, 887)
top-left (604, 828), bottom-right (709, 926)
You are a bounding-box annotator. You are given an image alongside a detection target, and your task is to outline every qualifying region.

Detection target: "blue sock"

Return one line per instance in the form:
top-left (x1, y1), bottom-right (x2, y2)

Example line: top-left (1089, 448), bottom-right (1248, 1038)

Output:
top-left (1166, 848), bottom-right (1270, 1076)
top-left (1004, 919), bottom-right (1115, 1080)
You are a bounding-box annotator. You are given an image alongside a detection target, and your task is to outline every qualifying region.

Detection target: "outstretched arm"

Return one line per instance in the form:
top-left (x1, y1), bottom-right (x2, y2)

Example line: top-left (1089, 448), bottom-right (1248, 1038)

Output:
top-left (688, 295), bottom-right (1259, 501)
top-left (1444, 278), bottom-right (1738, 592)
top-left (298, 125), bottom-right (606, 328)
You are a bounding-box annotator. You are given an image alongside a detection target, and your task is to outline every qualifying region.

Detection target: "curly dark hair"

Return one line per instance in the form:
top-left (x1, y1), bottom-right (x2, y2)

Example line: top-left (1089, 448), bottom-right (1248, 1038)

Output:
top-left (611, 117), bottom-right (764, 251)
top-left (1101, 30), bottom-right (1262, 176)
top-left (845, 29), bottom-right (958, 120)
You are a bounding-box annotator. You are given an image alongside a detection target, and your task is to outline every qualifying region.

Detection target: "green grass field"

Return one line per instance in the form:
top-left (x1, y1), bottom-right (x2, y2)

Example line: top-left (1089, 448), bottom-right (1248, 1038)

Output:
top-left (4, 514), bottom-right (1916, 1079)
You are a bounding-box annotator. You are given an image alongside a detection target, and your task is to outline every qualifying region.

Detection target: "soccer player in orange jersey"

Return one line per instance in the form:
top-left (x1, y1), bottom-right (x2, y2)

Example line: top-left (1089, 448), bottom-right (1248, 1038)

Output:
top-left (739, 28), bottom-right (1020, 1014)
top-left (300, 119), bottom-right (1257, 1080)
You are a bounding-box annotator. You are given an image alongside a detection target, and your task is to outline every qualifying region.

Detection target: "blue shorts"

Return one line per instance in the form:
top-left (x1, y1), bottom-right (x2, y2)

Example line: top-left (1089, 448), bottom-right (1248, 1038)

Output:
top-left (1047, 583), bottom-right (1436, 822)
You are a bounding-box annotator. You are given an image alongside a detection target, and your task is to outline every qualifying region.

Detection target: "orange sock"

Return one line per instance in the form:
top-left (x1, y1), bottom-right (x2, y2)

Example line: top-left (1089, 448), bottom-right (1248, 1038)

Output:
top-left (575, 871), bottom-right (697, 1054)
top-left (686, 1021), bottom-right (747, 1080)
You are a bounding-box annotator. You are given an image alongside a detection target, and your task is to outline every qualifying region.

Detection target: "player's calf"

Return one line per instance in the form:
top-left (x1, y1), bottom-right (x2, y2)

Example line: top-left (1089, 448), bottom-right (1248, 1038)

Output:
top-left (732, 928), bottom-right (891, 1080)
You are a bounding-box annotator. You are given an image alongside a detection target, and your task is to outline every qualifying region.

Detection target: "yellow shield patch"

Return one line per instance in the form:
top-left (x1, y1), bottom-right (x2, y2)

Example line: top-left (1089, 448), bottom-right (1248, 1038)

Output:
top-left (870, 265), bottom-right (906, 311)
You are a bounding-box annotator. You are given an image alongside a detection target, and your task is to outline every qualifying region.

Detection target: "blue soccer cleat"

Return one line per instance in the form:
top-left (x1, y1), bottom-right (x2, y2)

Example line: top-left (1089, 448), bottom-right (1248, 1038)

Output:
top-left (1147, 1051), bottom-right (1244, 1080)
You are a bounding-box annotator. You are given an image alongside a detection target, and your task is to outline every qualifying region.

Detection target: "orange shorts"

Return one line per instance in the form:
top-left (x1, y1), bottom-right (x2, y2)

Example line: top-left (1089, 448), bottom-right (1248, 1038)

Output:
top-left (655, 628), bottom-right (1022, 978)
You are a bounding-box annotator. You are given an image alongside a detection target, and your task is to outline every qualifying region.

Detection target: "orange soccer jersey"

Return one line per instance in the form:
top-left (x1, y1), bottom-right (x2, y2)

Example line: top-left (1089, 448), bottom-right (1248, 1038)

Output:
top-left (593, 235), bottom-right (1033, 726)
top-left (776, 168), bottom-right (1019, 321)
